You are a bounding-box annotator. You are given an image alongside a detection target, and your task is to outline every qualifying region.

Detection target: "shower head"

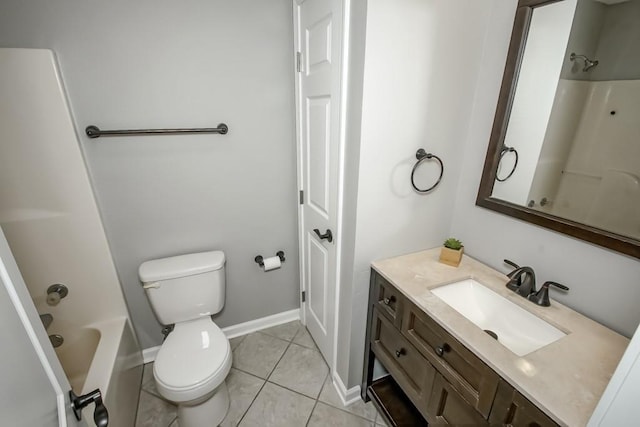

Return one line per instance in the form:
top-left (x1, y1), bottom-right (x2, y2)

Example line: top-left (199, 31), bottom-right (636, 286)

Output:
top-left (570, 52), bottom-right (599, 72)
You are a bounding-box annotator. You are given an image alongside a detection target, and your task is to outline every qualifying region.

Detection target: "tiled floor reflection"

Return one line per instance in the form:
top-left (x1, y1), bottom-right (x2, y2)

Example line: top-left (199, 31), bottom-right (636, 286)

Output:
top-left (135, 321), bottom-right (387, 426)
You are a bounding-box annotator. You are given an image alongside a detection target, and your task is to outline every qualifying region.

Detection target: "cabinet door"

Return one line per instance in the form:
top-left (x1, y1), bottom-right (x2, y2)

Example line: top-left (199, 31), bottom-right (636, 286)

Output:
top-left (372, 271), bottom-right (404, 328)
top-left (427, 373), bottom-right (489, 426)
top-left (489, 380), bottom-right (559, 427)
top-left (402, 300), bottom-right (499, 417)
top-left (371, 308), bottom-right (435, 418)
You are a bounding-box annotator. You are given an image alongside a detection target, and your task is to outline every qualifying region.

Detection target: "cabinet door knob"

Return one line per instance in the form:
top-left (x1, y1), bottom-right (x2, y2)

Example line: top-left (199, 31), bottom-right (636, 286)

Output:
top-left (435, 343), bottom-right (450, 357)
top-left (395, 348), bottom-right (406, 358)
top-left (383, 296), bottom-right (396, 305)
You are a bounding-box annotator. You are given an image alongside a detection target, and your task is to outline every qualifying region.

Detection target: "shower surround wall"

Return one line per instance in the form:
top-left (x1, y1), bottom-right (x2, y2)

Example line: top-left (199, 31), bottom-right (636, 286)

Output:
top-left (0, 0), bottom-right (298, 350)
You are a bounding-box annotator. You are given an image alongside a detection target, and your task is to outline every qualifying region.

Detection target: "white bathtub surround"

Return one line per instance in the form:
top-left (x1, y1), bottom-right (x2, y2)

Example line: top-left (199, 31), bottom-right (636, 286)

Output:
top-left (79, 317), bottom-right (142, 427)
top-left (0, 48), bottom-right (143, 427)
top-left (142, 308), bottom-right (301, 363)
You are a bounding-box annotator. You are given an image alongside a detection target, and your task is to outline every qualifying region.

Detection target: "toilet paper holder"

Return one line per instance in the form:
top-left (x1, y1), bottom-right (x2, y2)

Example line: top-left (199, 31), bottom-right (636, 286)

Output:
top-left (255, 251), bottom-right (285, 268)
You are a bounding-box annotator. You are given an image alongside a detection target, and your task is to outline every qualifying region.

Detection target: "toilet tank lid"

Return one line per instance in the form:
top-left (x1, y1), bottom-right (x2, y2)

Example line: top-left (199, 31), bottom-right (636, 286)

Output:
top-left (138, 251), bottom-right (225, 282)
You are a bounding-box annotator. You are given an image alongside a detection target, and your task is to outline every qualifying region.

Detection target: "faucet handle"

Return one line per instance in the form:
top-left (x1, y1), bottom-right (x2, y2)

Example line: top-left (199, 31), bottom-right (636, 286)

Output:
top-left (503, 259), bottom-right (520, 278)
top-left (527, 281), bottom-right (569, 307)
top-left (545, 281), bottom-right (569, 291)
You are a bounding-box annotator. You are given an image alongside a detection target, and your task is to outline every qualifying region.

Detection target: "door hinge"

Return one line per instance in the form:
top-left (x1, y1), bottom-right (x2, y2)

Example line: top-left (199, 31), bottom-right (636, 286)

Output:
top-left (301, 291), bottom-right (306, 302)
top-left (296, 51), bottom-right (302, 73)
top-left (299, 190), bottom-right (304, 205)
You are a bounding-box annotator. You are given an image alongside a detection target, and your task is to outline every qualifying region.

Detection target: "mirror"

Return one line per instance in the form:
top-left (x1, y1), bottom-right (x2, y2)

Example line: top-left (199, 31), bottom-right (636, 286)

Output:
top-left (477, 0), bottom-right (640, 259)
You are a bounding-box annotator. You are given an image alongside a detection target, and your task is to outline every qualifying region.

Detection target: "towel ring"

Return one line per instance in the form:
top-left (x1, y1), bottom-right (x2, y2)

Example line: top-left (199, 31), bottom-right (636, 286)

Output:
top-left (496, 145), bottom-right (518, 182)
top-left (411, 149), bottom-right (444, 193)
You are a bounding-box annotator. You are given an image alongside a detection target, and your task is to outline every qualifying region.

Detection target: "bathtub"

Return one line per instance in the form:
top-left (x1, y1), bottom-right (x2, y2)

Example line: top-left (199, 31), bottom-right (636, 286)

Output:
top-left (55, 316), bottom-right (143, 427)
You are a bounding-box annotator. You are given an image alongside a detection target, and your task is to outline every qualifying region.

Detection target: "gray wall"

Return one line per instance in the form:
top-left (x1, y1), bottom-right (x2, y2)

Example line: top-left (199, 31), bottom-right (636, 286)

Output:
top-left (451, 1), bottom-right (640, 338)
top-left (0, 0), bottom-right (299, 350)
top-left (590, 0), bottom-right (640, 81)
top-left (561, 0), bottom-right (640, 81)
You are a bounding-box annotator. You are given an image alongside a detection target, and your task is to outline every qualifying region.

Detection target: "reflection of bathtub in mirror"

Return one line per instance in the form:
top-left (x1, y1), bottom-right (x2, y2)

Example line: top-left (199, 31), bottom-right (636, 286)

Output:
top-left (526, 79), bottom-right (640, 238)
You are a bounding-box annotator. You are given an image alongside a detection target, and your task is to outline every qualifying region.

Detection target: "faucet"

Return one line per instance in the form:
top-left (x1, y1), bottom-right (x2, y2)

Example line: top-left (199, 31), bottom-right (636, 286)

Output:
top-left (528, 281), bottom-right (570, 307)
top-left (504, 259), bottom-right (536, 298)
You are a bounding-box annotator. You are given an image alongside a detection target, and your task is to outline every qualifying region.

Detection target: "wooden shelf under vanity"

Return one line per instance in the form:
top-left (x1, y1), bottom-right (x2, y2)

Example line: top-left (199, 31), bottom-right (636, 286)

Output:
top-left (367, 376), bottom-right (427, 427)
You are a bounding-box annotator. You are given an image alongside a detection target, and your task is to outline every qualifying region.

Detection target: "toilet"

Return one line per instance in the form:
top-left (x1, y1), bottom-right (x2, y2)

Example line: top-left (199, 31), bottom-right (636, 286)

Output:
top-left (138, 251), bottom-right (231, 427)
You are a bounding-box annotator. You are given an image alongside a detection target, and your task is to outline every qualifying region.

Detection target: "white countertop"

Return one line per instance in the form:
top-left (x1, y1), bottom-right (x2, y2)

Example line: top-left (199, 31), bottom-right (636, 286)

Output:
top-left (371, 248), bottom-right (629, 427)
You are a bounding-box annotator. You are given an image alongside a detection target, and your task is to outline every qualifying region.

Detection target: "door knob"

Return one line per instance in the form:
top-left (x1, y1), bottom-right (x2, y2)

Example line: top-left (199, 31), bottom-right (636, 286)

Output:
top-left (70, 389), bottom-right (109, 427)
top-left (313, 229), bottom-right (333, 243)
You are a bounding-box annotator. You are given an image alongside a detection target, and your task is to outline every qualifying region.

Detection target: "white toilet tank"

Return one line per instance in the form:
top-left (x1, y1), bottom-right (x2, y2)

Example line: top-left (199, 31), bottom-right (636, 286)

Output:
top-left (139, 251), bottom-right (226, 325)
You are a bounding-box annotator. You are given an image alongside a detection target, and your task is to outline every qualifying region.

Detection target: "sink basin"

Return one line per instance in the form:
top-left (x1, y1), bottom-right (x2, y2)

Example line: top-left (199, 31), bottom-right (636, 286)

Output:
top-left (431, 279), bottom-right (566, 356)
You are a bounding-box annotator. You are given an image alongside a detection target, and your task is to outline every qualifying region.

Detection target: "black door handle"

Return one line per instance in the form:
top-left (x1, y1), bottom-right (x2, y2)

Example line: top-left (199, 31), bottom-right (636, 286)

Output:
top-left (313, 229), bottom-right (333, 243)
top-left (70, 389), bottom-right (109, 427)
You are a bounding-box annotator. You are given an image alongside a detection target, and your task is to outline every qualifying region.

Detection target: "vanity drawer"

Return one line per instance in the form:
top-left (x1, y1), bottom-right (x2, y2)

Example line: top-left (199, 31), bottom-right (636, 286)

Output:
top-left (371, 308), bottom-right (435, 417)
top-left (489, 379), bottom-right (559, 427)
top-left (427, 373), bottom-right (489, 426)
top-left (401, 300), bottom-right (499, 418)
top-left (373, 272), bottom-right (404, 328)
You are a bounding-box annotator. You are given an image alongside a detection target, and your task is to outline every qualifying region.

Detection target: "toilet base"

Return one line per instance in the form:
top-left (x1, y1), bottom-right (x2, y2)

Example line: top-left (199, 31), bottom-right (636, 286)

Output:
top-left (177, 381), bottom-right (230, 427)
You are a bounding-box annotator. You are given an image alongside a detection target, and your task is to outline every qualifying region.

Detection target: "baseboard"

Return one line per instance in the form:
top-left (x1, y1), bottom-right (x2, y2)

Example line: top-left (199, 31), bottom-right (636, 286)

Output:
top-left (332, 372), bottom-right (362, 406)
top-left (141, 308), bottom-right (301, 364)
top-left (222, 308), bottom-right (300, 339)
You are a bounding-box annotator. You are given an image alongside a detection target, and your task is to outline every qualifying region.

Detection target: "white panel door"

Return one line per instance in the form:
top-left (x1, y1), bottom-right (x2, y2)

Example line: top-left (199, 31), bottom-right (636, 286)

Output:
top-left (0, 227), bottom-right (83, 427)
top-left (295, 0), bottom-right (343, 364)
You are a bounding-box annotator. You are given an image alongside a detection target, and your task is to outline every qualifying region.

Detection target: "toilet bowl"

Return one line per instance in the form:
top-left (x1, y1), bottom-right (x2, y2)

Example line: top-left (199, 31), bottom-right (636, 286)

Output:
top-left (139, 251), bottom-right (231, 427)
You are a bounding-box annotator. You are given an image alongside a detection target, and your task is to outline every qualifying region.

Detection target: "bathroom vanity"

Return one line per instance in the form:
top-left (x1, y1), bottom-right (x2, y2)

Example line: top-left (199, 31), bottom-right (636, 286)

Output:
top-left (362, 249), bottom-right (629, 426)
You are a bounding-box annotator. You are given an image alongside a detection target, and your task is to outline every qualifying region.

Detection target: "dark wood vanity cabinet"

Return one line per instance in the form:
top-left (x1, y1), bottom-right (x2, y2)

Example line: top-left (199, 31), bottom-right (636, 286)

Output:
top-left (402, 299), bottom-right (499, 417)
top-left (371, 309), bottom-right (435, 420)
top-left (363, 270), bottom-right (559, 427)
top-left (489, 380), bottom-right (558, 427)
top-left (373, 272), bottom-right (404, 328)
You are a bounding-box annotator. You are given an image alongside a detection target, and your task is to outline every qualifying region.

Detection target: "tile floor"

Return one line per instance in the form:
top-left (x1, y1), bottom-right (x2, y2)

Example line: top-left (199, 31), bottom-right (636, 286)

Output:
top-left (135, 321), bottom-right (388, 427)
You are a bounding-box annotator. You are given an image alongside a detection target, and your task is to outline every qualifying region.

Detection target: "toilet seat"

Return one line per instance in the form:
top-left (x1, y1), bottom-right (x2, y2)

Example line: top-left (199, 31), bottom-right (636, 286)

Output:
top-left (153, 317), bottom-right (231, 403)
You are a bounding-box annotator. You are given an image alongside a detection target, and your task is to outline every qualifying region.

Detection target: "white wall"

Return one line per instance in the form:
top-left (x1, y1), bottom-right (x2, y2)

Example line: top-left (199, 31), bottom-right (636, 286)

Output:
top-left (338, 0), bottom-right (493, 387)
top-left (492, 0), bottom-right (576, 206)
top-left (588, 321), bottom-right (640, 426)
top-left (450, 1), bottom-right (640, 339)
top-left (526, 79), bottom-right (590, 211)
top-left (0, 0), bottom-right (298, 350)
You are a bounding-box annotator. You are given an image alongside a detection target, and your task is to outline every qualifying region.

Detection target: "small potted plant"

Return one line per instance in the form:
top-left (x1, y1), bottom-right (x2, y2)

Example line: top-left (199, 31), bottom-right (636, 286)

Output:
top-left (439, 238), bottom-right (464, 267)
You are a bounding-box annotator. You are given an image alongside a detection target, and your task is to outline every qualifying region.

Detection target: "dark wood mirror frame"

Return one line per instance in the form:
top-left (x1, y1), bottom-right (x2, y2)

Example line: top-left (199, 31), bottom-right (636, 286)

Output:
top-left (476, 0), bottom-right (640, 259)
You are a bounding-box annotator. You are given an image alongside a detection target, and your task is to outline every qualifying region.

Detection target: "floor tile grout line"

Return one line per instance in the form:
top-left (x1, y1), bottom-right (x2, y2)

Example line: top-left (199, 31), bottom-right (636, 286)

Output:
top-left (235, 375), bottom-right (268, 427)
top-left (305, 399), bottom-right (320, 427)
top-left (230, 366), bottom-right (270, 382)
top-left (236, 337), bottom-right (294, 426)
top-left (265, 339), bottom-right (294, 381)
top-left (264, 380), bottom-right (320, 401)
